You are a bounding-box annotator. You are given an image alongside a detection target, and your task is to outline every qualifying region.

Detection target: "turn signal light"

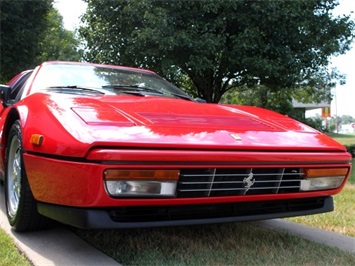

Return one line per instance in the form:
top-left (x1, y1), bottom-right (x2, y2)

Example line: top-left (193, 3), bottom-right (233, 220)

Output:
top-left (104, 169), bottom-right (179, 180)
top-left (303, 168), bottom-right (348, 178)
top-left (300, 167), bottom-right (349, 191)
top-left (104, 169), bottom-right (179, 197)
top-left (30, 134), bottom-right (44, 146)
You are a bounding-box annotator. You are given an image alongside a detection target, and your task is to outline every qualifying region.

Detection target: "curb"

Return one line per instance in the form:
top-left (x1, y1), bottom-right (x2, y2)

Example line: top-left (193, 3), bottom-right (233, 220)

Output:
top-left (0, 184), bottom-right (120, 266)
top-left (257, 219), bottom-right (355, 253)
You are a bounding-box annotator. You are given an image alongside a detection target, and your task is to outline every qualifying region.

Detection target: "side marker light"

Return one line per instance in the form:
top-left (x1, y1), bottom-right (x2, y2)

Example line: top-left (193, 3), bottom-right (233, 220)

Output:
top-left (30, 134), bottom-right (44, 146)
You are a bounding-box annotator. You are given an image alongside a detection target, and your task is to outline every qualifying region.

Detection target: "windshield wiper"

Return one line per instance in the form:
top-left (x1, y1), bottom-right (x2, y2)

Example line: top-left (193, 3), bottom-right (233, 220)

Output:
top-left (103, 84), bottom-right (194, 101)
top-left (171, 93), bottom-right (194, 101)
top-left (46, 86), bottom-right (105, 95)
top-left (102, 84), bottom-right (164, 95)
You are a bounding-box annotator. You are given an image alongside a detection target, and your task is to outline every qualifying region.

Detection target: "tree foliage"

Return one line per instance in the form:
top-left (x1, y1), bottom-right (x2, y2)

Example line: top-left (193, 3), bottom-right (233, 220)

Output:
top-left (80, 0), bottom-right (354, 104)
top-left (221, 84), bottom-right (295, 115)
top-left (327, 114), bottom-right (355, 132)
top-left (36, 8), bottom-right (83, 63)
top-left (0, 0), bottom-right (82, 83)
top-left (340, 115), bottom-right (355, 124)
top-left (0, 0), bottom-right (52, 82)
top-left (304, 115), bottom-right (325, 132)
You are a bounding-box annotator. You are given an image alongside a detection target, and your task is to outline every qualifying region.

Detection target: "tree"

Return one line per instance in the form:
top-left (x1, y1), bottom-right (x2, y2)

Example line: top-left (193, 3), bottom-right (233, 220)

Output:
top-left (304, 115), bottom-right (324, 132)
top-left (340, 115), bottom-right (354, 124)
top-left (0, 0), bottom-right (52, 82)
top-left (36, 8), bottom-right (83, 63)
top-left (80, 0), bottom-right (354, 103)
top-left (0, 1), bottom-right (82, 83)
top-left (221, 84), bottom-right (295, 115)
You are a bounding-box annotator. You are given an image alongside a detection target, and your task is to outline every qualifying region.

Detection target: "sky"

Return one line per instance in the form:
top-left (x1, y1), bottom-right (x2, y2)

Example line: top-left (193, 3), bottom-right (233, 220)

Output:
top-left (54, 0), bottom-right (87, 30)
top-left (329, 0), bottom-right (355, 118)
top-left (54, 0), bottom-right (355, 117)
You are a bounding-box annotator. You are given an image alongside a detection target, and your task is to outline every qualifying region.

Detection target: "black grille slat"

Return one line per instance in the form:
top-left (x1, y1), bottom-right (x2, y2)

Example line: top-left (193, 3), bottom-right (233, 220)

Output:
top-left (177, 168), bottom-right (302, 197)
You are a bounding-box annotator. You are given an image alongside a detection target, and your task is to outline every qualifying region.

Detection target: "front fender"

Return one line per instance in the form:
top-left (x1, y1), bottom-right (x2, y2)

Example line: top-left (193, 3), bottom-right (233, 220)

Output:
top-left (15, 93), bottom-right (91, 158)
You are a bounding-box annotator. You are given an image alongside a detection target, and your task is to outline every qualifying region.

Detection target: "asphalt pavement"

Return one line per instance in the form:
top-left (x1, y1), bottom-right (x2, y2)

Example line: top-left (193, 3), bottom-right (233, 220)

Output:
top-left (1, 183), bottom-right (354, 266)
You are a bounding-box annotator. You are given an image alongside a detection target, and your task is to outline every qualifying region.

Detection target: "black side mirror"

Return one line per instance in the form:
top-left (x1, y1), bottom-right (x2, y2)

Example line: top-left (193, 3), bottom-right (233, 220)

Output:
top-left (0, 85), bottom-right (11, 107)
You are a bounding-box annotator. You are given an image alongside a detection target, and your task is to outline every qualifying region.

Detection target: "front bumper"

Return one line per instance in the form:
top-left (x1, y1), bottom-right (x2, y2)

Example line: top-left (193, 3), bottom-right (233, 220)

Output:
top-left (37, 196), bottom-right (333, 229)
top-left (23, 150), bottom-right (351, 207)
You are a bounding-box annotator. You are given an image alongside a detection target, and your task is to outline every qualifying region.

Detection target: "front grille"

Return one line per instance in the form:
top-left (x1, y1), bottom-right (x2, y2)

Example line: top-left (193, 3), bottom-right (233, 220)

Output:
top-left (177, 168), bottom-right (302, 197)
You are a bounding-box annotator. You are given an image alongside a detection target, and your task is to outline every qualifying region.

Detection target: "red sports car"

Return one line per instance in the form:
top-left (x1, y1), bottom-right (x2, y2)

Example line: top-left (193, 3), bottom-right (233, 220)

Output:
top-left (0, 61), bottom-right (351, 231)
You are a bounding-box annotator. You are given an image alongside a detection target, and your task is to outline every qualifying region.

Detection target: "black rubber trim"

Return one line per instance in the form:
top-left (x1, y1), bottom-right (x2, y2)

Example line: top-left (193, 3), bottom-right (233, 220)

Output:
top-left (37, 197), bottom-right (333, 229)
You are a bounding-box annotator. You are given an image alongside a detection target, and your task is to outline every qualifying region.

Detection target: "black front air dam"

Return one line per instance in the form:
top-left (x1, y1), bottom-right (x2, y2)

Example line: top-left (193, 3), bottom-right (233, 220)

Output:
top-left (37, 196), bottom-right (333, 229)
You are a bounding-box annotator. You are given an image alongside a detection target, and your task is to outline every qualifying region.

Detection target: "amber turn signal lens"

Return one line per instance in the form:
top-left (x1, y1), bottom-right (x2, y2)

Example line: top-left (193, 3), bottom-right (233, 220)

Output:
top-left (104, 169), bottom-right (179, 181)
top-left (30, 134), bottom-right (44, 146)
top-left (303, 168), bottom-right (348, 178)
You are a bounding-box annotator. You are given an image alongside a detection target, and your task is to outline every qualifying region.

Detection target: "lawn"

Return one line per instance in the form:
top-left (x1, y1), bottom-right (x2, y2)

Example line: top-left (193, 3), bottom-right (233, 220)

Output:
top-left (73, 222), bottom-right (355, 265)
top-left (0, 228), bottom-right (31, 266)
top-left (347, 159), bottom-right (355, 184)
top-left (288, 182), bottom-right (355, 236)
top-left (327, 132), bottom-right (355, 146)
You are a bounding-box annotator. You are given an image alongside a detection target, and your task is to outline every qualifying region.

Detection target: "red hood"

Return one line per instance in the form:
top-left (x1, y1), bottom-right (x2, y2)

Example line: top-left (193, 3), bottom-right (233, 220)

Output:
top-left (19, 93), bottom-right (346, 156)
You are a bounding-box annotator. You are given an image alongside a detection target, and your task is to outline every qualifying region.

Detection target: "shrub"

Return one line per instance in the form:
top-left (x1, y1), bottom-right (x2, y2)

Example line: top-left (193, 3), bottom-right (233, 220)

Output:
top-left (344, 144), bottom-right (355, 158)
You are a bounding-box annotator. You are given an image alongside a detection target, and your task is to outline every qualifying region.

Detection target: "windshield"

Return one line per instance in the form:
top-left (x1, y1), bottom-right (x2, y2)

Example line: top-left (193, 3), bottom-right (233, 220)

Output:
top-left (30, 63), bottom-right (191, 99)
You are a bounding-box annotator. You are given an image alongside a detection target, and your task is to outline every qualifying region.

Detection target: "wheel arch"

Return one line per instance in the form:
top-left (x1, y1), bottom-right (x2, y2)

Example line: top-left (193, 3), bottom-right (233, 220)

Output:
top-left (3, 114), bottom-right (54, 231)
top-left (0, 107), bottom-right (25, 181)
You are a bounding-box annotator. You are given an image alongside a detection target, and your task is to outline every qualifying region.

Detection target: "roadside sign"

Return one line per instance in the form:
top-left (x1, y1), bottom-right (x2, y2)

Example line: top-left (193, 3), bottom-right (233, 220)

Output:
top-left (321, 107), bottom-right (331, 118)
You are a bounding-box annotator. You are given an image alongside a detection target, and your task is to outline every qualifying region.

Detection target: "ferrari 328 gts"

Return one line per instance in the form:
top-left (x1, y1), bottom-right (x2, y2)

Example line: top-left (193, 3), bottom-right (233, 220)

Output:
top-left (0, 61), bottom-right (351, 231)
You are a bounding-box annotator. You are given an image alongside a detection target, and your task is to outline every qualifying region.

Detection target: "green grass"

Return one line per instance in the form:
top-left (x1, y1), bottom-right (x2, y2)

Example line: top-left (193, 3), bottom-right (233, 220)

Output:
top-left (73, 222), bottom-right (355, 265)
top-left (289, 182), bottom-right (355, 237)
top-left (327, 132), bottom-right (355, 146)
top-left (348, 159), bottom-right (355, 185)
top-left (0, 228), bottom-right (31, 266)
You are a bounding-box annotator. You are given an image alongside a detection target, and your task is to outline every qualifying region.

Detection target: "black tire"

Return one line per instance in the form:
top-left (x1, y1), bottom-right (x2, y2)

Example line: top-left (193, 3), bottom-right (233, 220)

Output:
top-left (4, 120), bottom-right (53, 231)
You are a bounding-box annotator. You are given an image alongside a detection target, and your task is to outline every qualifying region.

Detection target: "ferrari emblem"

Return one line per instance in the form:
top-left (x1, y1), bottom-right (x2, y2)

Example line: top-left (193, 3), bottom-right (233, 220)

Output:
top-left (230, 133), bottom-right (242, 141)
top-left (243, 172), bottom-right (255, 192)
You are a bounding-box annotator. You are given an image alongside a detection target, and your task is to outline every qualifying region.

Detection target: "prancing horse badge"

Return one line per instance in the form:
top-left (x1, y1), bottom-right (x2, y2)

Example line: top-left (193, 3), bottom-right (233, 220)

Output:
top-left (230, 133), bottom-right (242, 141)
top-left (243, 172), bottom-right (255, 192)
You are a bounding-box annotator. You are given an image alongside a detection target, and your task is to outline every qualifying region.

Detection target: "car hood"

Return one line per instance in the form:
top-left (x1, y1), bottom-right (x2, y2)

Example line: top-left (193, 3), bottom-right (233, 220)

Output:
top-left (20, 93), bottom-right (346, 154)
